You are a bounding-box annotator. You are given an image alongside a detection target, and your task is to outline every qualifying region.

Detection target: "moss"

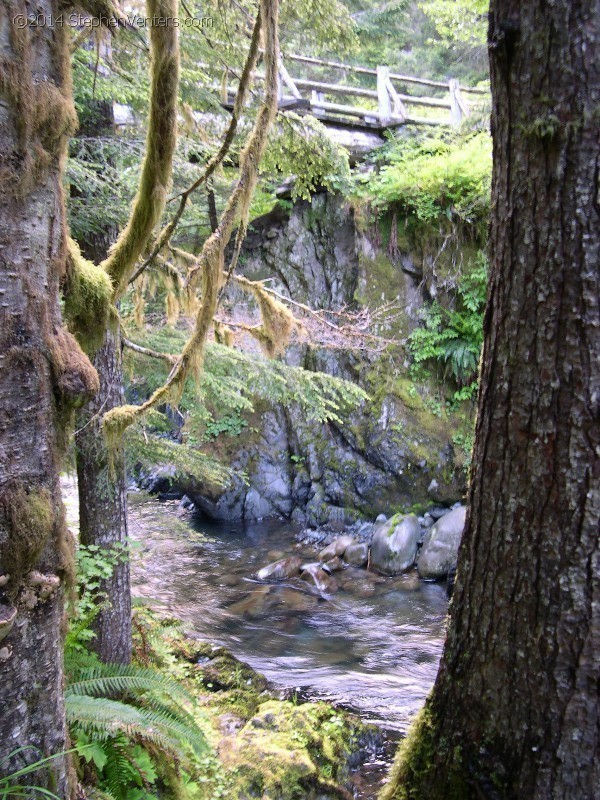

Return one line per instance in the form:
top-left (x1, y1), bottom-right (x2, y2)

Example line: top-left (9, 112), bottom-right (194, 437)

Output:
top-left (238, 277), bottom-right (303, 358)
top-left (0, 485), bottom-right (54, 595)
top-left (0, 1), bottom-right (76, 194)
top-left (101, 0), bottom-right (180, 299)
top-left (223, 700), bottom-right (370, 799)
top-left (63, 238), bottom-right (113, 355)
top-left (47, 326), bottom-right (99, 447)
top-left (380, 706), bottom-right (469, 800)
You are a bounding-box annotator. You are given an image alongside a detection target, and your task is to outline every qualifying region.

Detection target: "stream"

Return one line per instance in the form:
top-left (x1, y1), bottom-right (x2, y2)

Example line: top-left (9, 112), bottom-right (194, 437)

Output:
top-left (63, 482), bottom-right (449, 796)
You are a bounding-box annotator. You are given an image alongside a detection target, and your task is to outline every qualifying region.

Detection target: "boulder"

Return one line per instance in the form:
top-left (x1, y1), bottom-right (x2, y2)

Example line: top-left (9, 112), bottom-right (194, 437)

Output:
top-left (318, 535), bottom-right (355, 561)
top-left (417, 505), bottom-right (467, 579)
top-left (344, 542), bottom-right (369, 567)
top-left (257, 556), bottom-right (303, 581)
top-left (370, 514), bottom-right (420, 575)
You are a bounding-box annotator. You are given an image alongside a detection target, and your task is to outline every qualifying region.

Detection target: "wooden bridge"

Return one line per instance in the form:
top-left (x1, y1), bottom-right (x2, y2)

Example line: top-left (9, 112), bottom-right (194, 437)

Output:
top-left (219, 52), bottom-right (489, 132)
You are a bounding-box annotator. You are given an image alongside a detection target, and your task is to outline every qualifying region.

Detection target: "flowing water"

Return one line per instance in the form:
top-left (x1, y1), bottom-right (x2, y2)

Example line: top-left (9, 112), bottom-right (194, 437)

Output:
top-left (64, 482), bottom-right (449, 796)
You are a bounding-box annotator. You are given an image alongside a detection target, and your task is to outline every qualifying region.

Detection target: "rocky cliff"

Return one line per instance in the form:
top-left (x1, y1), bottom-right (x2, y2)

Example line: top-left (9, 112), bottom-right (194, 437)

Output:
top-left (172, 191), bottom-right (472, 525)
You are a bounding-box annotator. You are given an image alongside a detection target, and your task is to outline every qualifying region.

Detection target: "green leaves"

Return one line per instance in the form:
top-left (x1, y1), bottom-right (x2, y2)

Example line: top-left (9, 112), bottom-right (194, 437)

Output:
top-left (65, 655), bottom-right (208, 800)
top-left (408, 252), bottom-right (487, 399)
top-left (261, 113), bottom-right (351, 201)
top-left (358, 132), bottom-right (492, 225)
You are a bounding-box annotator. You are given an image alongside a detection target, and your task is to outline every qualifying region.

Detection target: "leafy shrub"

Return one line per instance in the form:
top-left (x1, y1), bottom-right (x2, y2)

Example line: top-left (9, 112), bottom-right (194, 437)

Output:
top-left (356, 131), bottom-right (491, 227)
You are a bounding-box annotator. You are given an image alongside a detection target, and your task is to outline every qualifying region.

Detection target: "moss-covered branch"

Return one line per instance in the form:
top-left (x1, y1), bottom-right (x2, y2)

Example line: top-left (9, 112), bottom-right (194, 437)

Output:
top-left (99, 0), bottom-right (180, 301)
top-left (102, 0), bottom-right (281, 444)
top-left (128, 6), bottom-right (263, 287)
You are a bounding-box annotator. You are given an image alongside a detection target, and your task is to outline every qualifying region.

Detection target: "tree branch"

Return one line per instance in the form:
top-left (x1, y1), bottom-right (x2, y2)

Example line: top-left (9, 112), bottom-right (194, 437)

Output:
top-left (103, 0), bottom-right (281, 440)
top-left (99, 0), bottom-right (180, 301)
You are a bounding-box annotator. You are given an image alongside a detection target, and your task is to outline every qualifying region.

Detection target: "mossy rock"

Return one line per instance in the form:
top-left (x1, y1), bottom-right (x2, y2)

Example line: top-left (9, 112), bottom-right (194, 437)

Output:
top-left (222, 699), bottom-right (374, 799)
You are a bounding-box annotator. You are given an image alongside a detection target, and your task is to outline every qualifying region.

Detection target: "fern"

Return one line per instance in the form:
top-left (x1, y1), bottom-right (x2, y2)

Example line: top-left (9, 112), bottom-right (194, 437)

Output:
top-left (66, 656), bottom-right (207, 799)
top-left (65, 660), bottom-right (192, 706)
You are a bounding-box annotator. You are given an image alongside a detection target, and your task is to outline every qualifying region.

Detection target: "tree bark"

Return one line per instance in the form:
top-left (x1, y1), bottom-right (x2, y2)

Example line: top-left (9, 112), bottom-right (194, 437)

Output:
top-left (382, 2), bottom-right (599, 799)
top-left (75, 325), bottom-right (131, 664)
top-left (0, 1), bottom-right (98, 792)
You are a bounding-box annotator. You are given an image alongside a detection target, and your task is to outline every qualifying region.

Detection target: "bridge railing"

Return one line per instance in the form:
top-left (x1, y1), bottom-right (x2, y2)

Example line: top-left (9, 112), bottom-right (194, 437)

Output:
top-left (217, 52), bottom-right (489, 129)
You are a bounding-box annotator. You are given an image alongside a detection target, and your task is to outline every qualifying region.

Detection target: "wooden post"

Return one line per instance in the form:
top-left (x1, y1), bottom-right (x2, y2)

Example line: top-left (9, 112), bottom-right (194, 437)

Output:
top-left (377, 66), bottom-right (391, 123)
top-left (449, 78), bottom-right (463, 128)
top-left (311, 90), bottom-right (325, 116)
top-left (278, 54), bottom-right (302, 99)
top-left (385, 75), bottom-right (406, 122)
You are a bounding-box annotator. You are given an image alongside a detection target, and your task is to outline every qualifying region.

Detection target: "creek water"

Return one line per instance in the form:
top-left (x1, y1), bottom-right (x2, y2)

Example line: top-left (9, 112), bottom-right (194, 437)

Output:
top-left (63, 482), bottom-right (449, 796)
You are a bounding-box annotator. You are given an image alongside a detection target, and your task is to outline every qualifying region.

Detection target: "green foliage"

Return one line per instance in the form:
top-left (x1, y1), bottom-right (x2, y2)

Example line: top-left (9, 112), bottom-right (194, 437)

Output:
top-left (358, 131), bottom-right (491, 226)
top-left (66, 542), bottom-right (129, 653)
top-left (124, 416), bottom-right (234, 490)
top-left (261, 113), bottom-right (351, 200)
top-left (409, 253), bottom-right (487, 398)
top-left (280, 0), bottom-right (358, 54)
top-left (124, 330), bottom-right (368, 449)
top-left (65, 652), bottom-right (207, 800)
top-left (67, 137), bottom-right (141, 245)
top-left (420, 0), bottom-right (488, 47)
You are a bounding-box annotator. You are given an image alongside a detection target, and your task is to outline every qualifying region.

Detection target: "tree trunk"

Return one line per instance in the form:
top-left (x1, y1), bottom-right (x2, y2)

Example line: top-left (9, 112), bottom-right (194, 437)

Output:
top-left (0, 2), bottom-right (98, 792)
top-left (75, 325), bottom-right (131, 664)
top-left (382, 3), bottom-right (599, 799)
top-left (73, 94), bottom-right (131, 664)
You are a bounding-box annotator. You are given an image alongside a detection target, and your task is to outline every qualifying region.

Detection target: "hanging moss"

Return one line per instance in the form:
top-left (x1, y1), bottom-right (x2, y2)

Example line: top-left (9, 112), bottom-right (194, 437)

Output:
top-left (252, 286), bottom-right (299, 357)
top-left (63, 238), bottom-right (113, 354)
top-left (214, 321), bottom-right (235, 347)
top-left (0, 0), bottom-right (77, 194)
top-left (100, 0), bottom-right (281, 438)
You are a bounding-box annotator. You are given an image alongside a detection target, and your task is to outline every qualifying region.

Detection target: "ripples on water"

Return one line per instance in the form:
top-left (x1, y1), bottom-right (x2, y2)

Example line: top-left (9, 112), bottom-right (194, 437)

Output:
top-left (127, 493), bottom-right (448, 735)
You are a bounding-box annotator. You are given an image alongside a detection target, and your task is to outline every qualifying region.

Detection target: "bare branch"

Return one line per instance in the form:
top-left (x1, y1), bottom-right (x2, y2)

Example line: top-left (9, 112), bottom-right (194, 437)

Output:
top-left (122, 337), bottom-right (178, 364)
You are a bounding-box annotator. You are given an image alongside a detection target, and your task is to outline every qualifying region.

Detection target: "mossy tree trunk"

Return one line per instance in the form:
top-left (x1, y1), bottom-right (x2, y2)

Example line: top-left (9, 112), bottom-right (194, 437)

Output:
top-left (75, 324), bottom-right (131, 664)
top-left (381, 2), bottom-right (599, 799)
top-left (73, 96), bottom-right (131, 664)
top-left (0, 1), bottom-right (98, 792)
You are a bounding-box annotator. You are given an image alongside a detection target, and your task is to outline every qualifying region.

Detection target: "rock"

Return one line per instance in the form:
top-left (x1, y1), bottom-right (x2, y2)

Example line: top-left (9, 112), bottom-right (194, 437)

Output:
top-left (322, 556), bottom-right (344, 573)
top-left (257, 556), bottom-right (303, 581)
top-left (427, 506), bottom-right (451, 520)
top-left (427, 478), bottom-right (439, 495)
top-left (423, 513), bottom-right (434, 527)
top-left (222, 699), bottom-right (379, 800)
top-left (277, 588), bottom-right (318, 613)
top-left (221, 574), bottom-right (241, 587)
top-left (375, 513), bottom-right (388, 523)
top-left (318, 535), bottom-right (355, 561)
top-left (299, 564), bottom-right (338, 595)
top-left (344, 542), bottom-right (369, 567)
top-left (227, 586), bottom-right (272, 617)
top-left (390, 573), bottom-right (421, 592)
top-left (418, 506), bottom-right (467, 580)
top-left (370, 514), bottom-right (420, 575)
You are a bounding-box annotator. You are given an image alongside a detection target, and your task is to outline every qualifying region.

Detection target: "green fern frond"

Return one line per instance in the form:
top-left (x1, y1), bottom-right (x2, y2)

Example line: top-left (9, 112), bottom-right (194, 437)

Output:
top-left (66, 695), bottom-right (206, 758)
top-left (65, 661), bottom-right (192, 705)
